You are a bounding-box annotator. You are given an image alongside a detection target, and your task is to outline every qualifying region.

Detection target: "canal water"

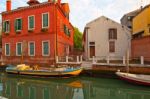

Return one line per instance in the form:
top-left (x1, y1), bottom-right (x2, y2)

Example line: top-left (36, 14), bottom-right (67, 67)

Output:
top-left (0, 73), bottom-right (150, 99)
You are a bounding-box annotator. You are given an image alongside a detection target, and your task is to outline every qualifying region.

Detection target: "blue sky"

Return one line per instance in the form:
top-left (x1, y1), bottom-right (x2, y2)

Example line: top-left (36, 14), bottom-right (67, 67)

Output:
top-left (0, 0), bottom-right (150, 32)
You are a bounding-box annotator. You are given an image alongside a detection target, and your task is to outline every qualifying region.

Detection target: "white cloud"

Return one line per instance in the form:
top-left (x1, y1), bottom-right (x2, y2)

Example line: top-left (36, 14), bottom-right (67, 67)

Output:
top-left (0, 0), bottom-right (150, 31)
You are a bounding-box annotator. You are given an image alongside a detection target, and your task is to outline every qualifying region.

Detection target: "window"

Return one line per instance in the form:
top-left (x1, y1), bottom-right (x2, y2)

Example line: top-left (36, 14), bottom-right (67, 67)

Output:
top-left (42, 13), bottom-right (49, 28)
top-left (28, 16), bottom-right (35, 30)
top-left (16, 42), bottom-right (22, 56)
top-left (109, 28), bottom-right (117, 39)
top-left (43, 88), bottom-right (50, 99)
top-left (64, 25), bottom-right (70, 36)
top-left (3, 20), bottom-right (10, 33)
top-left (42, 41), bottom-right (50, 56)
top-left (29, 87), bottom-right (36, 99)
top-left (28, 42), bottom-right (35, 56)
top-left (15, 18), bottom-right (22, 31)
top-left (109, 41), bottom-right (115, 53)
top-left (17, 85), bottom-right (23, 97)
top-left (5, 43), bottom-right (10, 56)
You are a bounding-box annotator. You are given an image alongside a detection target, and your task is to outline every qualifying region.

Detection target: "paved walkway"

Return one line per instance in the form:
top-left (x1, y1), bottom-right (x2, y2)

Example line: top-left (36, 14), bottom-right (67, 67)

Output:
top-left (81, 61), bottom-right (93, 70)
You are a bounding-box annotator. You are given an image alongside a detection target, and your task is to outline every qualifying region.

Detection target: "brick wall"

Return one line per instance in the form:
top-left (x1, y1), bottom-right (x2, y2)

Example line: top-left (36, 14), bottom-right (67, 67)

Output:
top-left (131, 36), bottom-right (150, 62)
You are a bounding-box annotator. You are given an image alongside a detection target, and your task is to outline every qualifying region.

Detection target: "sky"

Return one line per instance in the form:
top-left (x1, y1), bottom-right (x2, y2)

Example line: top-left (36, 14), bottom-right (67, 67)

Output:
top-left (0, 0), bottom-right (150, 32)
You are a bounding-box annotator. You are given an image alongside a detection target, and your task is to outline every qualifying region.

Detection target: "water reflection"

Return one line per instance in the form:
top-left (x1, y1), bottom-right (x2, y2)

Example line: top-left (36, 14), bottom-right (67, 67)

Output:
top-left (0, 73), bottom-right (150, 99)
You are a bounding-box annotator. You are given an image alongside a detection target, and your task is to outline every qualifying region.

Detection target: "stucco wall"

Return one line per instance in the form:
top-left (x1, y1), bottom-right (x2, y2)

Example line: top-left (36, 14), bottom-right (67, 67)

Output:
top-left (131, 36), bottom-right (150, 62)
top-left (84, 16), bottom-right (131, 60)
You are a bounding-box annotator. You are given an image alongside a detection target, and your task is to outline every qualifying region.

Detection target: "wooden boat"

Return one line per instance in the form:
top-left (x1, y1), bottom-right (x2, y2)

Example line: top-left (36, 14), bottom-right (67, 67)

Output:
top-left (116, 71), bottom-right (150, 86)
top-left (6, 64), bottom-right (83, 77)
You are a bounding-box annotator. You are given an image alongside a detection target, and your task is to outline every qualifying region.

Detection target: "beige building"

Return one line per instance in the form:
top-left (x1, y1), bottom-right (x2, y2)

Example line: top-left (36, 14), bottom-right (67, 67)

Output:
top-left (83, 16), bottom-right (131, 60)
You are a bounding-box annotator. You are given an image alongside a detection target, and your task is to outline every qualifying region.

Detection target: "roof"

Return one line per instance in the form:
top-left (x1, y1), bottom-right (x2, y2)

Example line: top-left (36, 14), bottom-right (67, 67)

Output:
top-left (1, 2), bottom-right (53, 15)
top-left (86, 16), bottom-right (121, 27)
top-left (135, 4), bottom-right (150, 17)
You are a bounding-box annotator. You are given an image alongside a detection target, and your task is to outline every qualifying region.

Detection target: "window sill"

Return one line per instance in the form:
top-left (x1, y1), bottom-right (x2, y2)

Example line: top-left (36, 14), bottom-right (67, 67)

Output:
top-left (41, 28), bottom-right (48, 32)
top-left (4, 32), bottom-right (10, 35)
top-left (16, 30), bottom-right (22, 34)
top-left (28, 29), bottom-right (34, 33)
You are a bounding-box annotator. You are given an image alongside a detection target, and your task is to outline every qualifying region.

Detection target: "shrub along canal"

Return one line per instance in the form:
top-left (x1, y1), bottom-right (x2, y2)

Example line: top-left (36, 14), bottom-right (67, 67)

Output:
top-left (0, 72), bottom-right (149, 99)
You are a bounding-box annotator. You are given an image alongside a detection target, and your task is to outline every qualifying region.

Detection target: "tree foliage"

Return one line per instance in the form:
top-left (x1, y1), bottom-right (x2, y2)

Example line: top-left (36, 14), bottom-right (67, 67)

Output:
top-left (74, 27), bottom-right (83, 50)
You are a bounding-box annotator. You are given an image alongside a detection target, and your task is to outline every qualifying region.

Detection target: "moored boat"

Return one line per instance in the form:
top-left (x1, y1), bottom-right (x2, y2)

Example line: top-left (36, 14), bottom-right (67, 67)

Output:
top-left (6, 64), bottom-right (83, 77)
top-left (116, 71), bottom-right (150, 86)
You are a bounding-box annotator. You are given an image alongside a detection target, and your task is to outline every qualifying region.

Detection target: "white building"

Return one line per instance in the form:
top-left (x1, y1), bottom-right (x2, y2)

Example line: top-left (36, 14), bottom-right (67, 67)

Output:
top-left (83, 16), bottom-right (131, 60)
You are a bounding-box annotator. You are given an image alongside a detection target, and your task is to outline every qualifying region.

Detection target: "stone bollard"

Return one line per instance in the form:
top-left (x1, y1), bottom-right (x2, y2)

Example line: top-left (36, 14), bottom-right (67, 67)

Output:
top-left (80, 55), bottom-right (83, 62)
top-left (141, 56), bottom-right (144, 65)
top-left (56, 56), bottom-right (59, 63)
top-left (77, 56), bottom-right (79, 63)
top-left (123, 56), bottom-right (126, 65)
top-left (66, 56), bottom-right (69, 63)
top-left (107, 56), bottom-right (110, 64)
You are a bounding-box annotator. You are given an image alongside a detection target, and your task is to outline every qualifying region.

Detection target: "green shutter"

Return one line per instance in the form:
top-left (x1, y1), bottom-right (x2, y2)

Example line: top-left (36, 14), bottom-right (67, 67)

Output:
top-left (6, 44), bottom-right (10, 55)
top-left (30, 43), bottom-right (34, 56)
top-left (17, 43), bottom-right (22, 55)
top-left (43, 88), bottom-right (49, 99)
top-left (15, 20), bottom-right (17, 31)
top-left (43, 14), bottom-right (48, 28)
top-left (29, 87), bottom-right (36, 99)
top-left (20, 19), bottom-right (22, 30)
top-left (2, 22), bottom-right (6, 32)
top-left (17, 86), bottom-right (23, 97)
top-left (43, 42), bottom-right (49, 55)
top-left (29, 16), bottom-right (34, 29)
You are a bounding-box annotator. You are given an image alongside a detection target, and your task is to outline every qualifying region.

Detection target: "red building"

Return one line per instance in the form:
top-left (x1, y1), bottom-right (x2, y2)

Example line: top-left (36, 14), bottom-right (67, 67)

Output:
top-left (2, 0), bottom-right (74, 66)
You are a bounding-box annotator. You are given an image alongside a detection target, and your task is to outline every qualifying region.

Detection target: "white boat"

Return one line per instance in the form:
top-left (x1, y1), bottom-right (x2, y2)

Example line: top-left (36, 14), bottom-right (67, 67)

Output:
top-left (116, 71), bottom-right (150, 86)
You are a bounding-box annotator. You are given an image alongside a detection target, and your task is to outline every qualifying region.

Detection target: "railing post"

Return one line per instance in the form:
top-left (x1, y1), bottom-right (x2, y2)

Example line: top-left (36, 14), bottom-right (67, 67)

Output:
top-left (77, 56), bottom-right (79, 63)
top-left (56, 56), bottom-right (59, 63)
top-left (107, 56), bottom-right (110, 64)
top-left (66, 56), bottom-right (68, 63)
top-left (123, 56), bottom-right (126, 65)
top-left (141, 56), bottom-right (144, 65)
top-left (80, 55), bottom-right (83, 62)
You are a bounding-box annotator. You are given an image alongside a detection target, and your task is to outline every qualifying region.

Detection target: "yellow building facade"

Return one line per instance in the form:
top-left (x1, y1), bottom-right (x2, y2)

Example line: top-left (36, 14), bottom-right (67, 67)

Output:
top-left (132, 5), bottom-right (150, 37)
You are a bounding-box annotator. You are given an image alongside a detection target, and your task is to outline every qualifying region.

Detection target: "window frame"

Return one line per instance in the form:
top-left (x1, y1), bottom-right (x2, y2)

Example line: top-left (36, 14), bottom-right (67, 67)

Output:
top-left (42, 12), bottom-right (49, 29)
top-left (16, 42), bottom-right (22, 56)
top-left (15, 18), bottom-right (22, 32)
top-left (109, 41), bottom-right (115, 53)
top-left (109, 28), bottom-right (117, 40)
top-left (5, 43), bottom-right (10, 56)
top-left (28, 15), bottom-right (35, 30)
top-left (3, 20), bottom-right (10, 33)
top-left (28, 41), bottom-right (35, 56)
top-left (42, 40), bottom-right (50, 56)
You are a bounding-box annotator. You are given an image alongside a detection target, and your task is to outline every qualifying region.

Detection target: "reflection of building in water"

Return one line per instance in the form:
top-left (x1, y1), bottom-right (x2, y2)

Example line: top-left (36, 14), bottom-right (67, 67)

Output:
top-left (0, 77), bottom-right (83, 99)
top-left (82, 79), bottom-right (150, 99)
top-left (0, 76), bottom-right (150, 99)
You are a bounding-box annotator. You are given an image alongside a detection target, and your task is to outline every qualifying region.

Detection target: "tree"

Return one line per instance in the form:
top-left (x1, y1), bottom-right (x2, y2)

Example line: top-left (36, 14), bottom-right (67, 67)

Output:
top-left (74, 27), bottom-right (83, 50)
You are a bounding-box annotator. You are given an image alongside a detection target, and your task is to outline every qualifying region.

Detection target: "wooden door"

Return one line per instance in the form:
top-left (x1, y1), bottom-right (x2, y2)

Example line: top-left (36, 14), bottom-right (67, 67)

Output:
top-left (90, 46), bottom-right (95, 58)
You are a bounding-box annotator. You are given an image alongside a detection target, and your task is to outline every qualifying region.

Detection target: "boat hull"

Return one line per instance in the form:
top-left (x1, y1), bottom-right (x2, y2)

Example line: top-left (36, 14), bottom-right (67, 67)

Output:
top-left (6, 67), bottom-right (83, 77)
top-left (116, 72), bottom-right (150, 86)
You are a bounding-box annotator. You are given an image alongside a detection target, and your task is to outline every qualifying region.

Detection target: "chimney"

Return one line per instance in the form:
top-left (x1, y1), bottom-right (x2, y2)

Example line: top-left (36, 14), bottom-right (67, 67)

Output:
top-left (6, 0), bottom-right (11, 11)
top-left (27, 0), bottom-right (40, 6)
top-left (48, 0), bottom-right (61, 4)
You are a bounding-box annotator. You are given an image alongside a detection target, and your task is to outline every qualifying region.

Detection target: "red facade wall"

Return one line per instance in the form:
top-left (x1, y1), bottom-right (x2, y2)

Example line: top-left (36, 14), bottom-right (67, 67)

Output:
top-left (131, 36), bottom-right (150, 62)
top-left (2, 3), bottom-right (74, 66)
